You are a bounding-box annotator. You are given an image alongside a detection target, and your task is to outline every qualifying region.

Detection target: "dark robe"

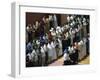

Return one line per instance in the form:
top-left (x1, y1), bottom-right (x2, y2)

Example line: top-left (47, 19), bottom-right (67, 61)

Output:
top-left (62, 38), bottom-right (71, 53)
top-left (69, 49), bottom-right (79, 64)
top-left (39, 21), bottom-right (45, 37)
top-left (64, 60), bottom-right (72, 65)
top-left (86, 38), bottom-right (89, 55)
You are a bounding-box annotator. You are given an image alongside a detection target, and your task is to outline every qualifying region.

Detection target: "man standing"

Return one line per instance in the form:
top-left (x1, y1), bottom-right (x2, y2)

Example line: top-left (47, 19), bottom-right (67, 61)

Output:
top-left (26, 41), bottom-right (33, 53)
top-left (40, 44), bottom-right (46, 66)
top-left (43, 43), bottom-right (48, 65)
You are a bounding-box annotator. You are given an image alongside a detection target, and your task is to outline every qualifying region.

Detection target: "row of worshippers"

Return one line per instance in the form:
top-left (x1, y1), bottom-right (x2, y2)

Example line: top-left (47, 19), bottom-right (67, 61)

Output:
top-left (63, 38), bottom-right (89, 65)
top-left (63, 42), bottom-right (79, 65)
top-left (62, 15), bottom-right (90, 65)
top-left (59, 15), bottom-right (89, 64)
top-left (26, 14), bottom-right (89, 45)
top-left (26, 27), bottom-right (89, 66)
top-left (26, 14), bottom-right (90, 66)
top-left (26, 37), bottom-right (63, 67)
top-left (62, 14), bottom-right (89, 52)
top-left (26, 14), bottom-right (58, 43)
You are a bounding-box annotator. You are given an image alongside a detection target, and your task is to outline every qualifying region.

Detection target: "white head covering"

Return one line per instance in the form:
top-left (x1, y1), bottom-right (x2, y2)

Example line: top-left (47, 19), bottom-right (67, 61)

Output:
top-left (43, 44), bottom-right (47, 52)
top-left (65, 25), bottom-right (69, 29)
top-left (67, 16), bottom-right (70, 22)
top-left (56, 26), bottom-right (60, 30)
top-left (72, 21), bottom-right (75, 25)
top-left (51, 41), bottom-right (55, 48)
top-left (61, 27), bottom-right (64, 32)
top-left (68, 46), bottom-right (74, 54)
top-left (26, 26), bottom-right (29, 32)
top-left (35, 21), bottom-right (39, 27)
top-left (70, 15), bottom-right (74, 20)
top-left (75, 28), bottom-right (79, 32)
top-left (47, 43), bottom-right (52, 50)
top-left (40, 46), bottom-right (45, 57)
top-left (27, 53), bottom-right (32, 61)
top-left (50, 28), bottom-right (54, 32)
top-left (36, 40), bottom-right (40, 45)
top-left (70, 22), bottom-right (73, 26)
top-left (78, 40), bottom-right (83, 46)
top-left (49, 15), bottom-right (53, 21)
top-left (31, 49), bottom-right (37, 61)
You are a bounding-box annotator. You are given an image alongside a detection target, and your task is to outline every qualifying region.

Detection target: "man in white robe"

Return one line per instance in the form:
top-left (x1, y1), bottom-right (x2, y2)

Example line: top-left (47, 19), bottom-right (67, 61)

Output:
top-left (27, 53), bottom-right (32, 62)
top-left (40, 45), bottom-right (46, 66)
top-left (51, 41), bottom-right (57, 60)
top-left (53, 14), bottom-right (58, 28)
top-left (43, 43), bottom-right (48, 65)
top-left (31, 49), bottom-right (38, 65)
top-left (47, 42), bottom-right (53, 63)
top-left (58, 38), bottom-right (63, 56)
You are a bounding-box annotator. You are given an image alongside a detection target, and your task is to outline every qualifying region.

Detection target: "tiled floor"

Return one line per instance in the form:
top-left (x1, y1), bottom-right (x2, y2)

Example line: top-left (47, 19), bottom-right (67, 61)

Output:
top-left (48, 55), bottom-right (90, 66)
top-left (48, 57), bottom-right (64, 66)
top-left (79, 56), bottom-right (90, 64)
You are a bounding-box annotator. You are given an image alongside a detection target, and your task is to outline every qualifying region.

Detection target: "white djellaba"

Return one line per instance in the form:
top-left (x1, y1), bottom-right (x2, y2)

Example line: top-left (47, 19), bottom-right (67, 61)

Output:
top-left (40, 46), bottom-right (46, 66)
top-left (27, 53), bottom-right (32, 61)
top-left (68, 46), bottom-right (75, 54)
top-left (47, 43), bottom-right (53, 62)
top-left (50, 28), bottom-right (56, 40)
top-left (26, 26), bottom-right (30, 32)
top-left (40, 46), bottom-right (45, 58)
top-left (69, 28), bottom-right (73, 45)
top-left (48, 15), bottom-right (53, 21)
top-left (67, 15), bottom-right (70, 22)
top-left (56, 26), bottom-right (62, 38)
top-left (53, 14), bottom-right (58, 28)
top-left (43, 44), bottom-right (48, 53)
top-left (63, 52), bottom-right (70, 61)
top-left (51, 41), bottom-right (57, 60)
top-left (70, 15), bottom-right (74, 20)
top-left (31, 49), bottom-right (38, 62)
top-left (78, 40), bottom-right (86, 60)
top-left (58, 38), bottom-right (63, 56)
top-left (64, 24), bottom-right (69, 30)
top-left (61, 27), bottom-right (64, 32)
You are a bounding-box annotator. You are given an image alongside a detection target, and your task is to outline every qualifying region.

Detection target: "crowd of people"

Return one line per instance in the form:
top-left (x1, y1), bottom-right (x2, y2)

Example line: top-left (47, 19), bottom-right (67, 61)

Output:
top-left (26, 14), bottom-right (90, 67)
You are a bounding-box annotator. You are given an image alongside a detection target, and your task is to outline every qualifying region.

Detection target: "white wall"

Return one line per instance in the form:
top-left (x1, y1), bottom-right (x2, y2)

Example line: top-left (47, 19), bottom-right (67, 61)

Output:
top-left (0, 0), bottom-right (100, 80)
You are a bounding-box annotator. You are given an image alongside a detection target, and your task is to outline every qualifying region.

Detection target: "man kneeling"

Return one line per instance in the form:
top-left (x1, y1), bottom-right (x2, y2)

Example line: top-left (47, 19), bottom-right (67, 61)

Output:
top-left (63, 49), bottom-right (72, 65)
